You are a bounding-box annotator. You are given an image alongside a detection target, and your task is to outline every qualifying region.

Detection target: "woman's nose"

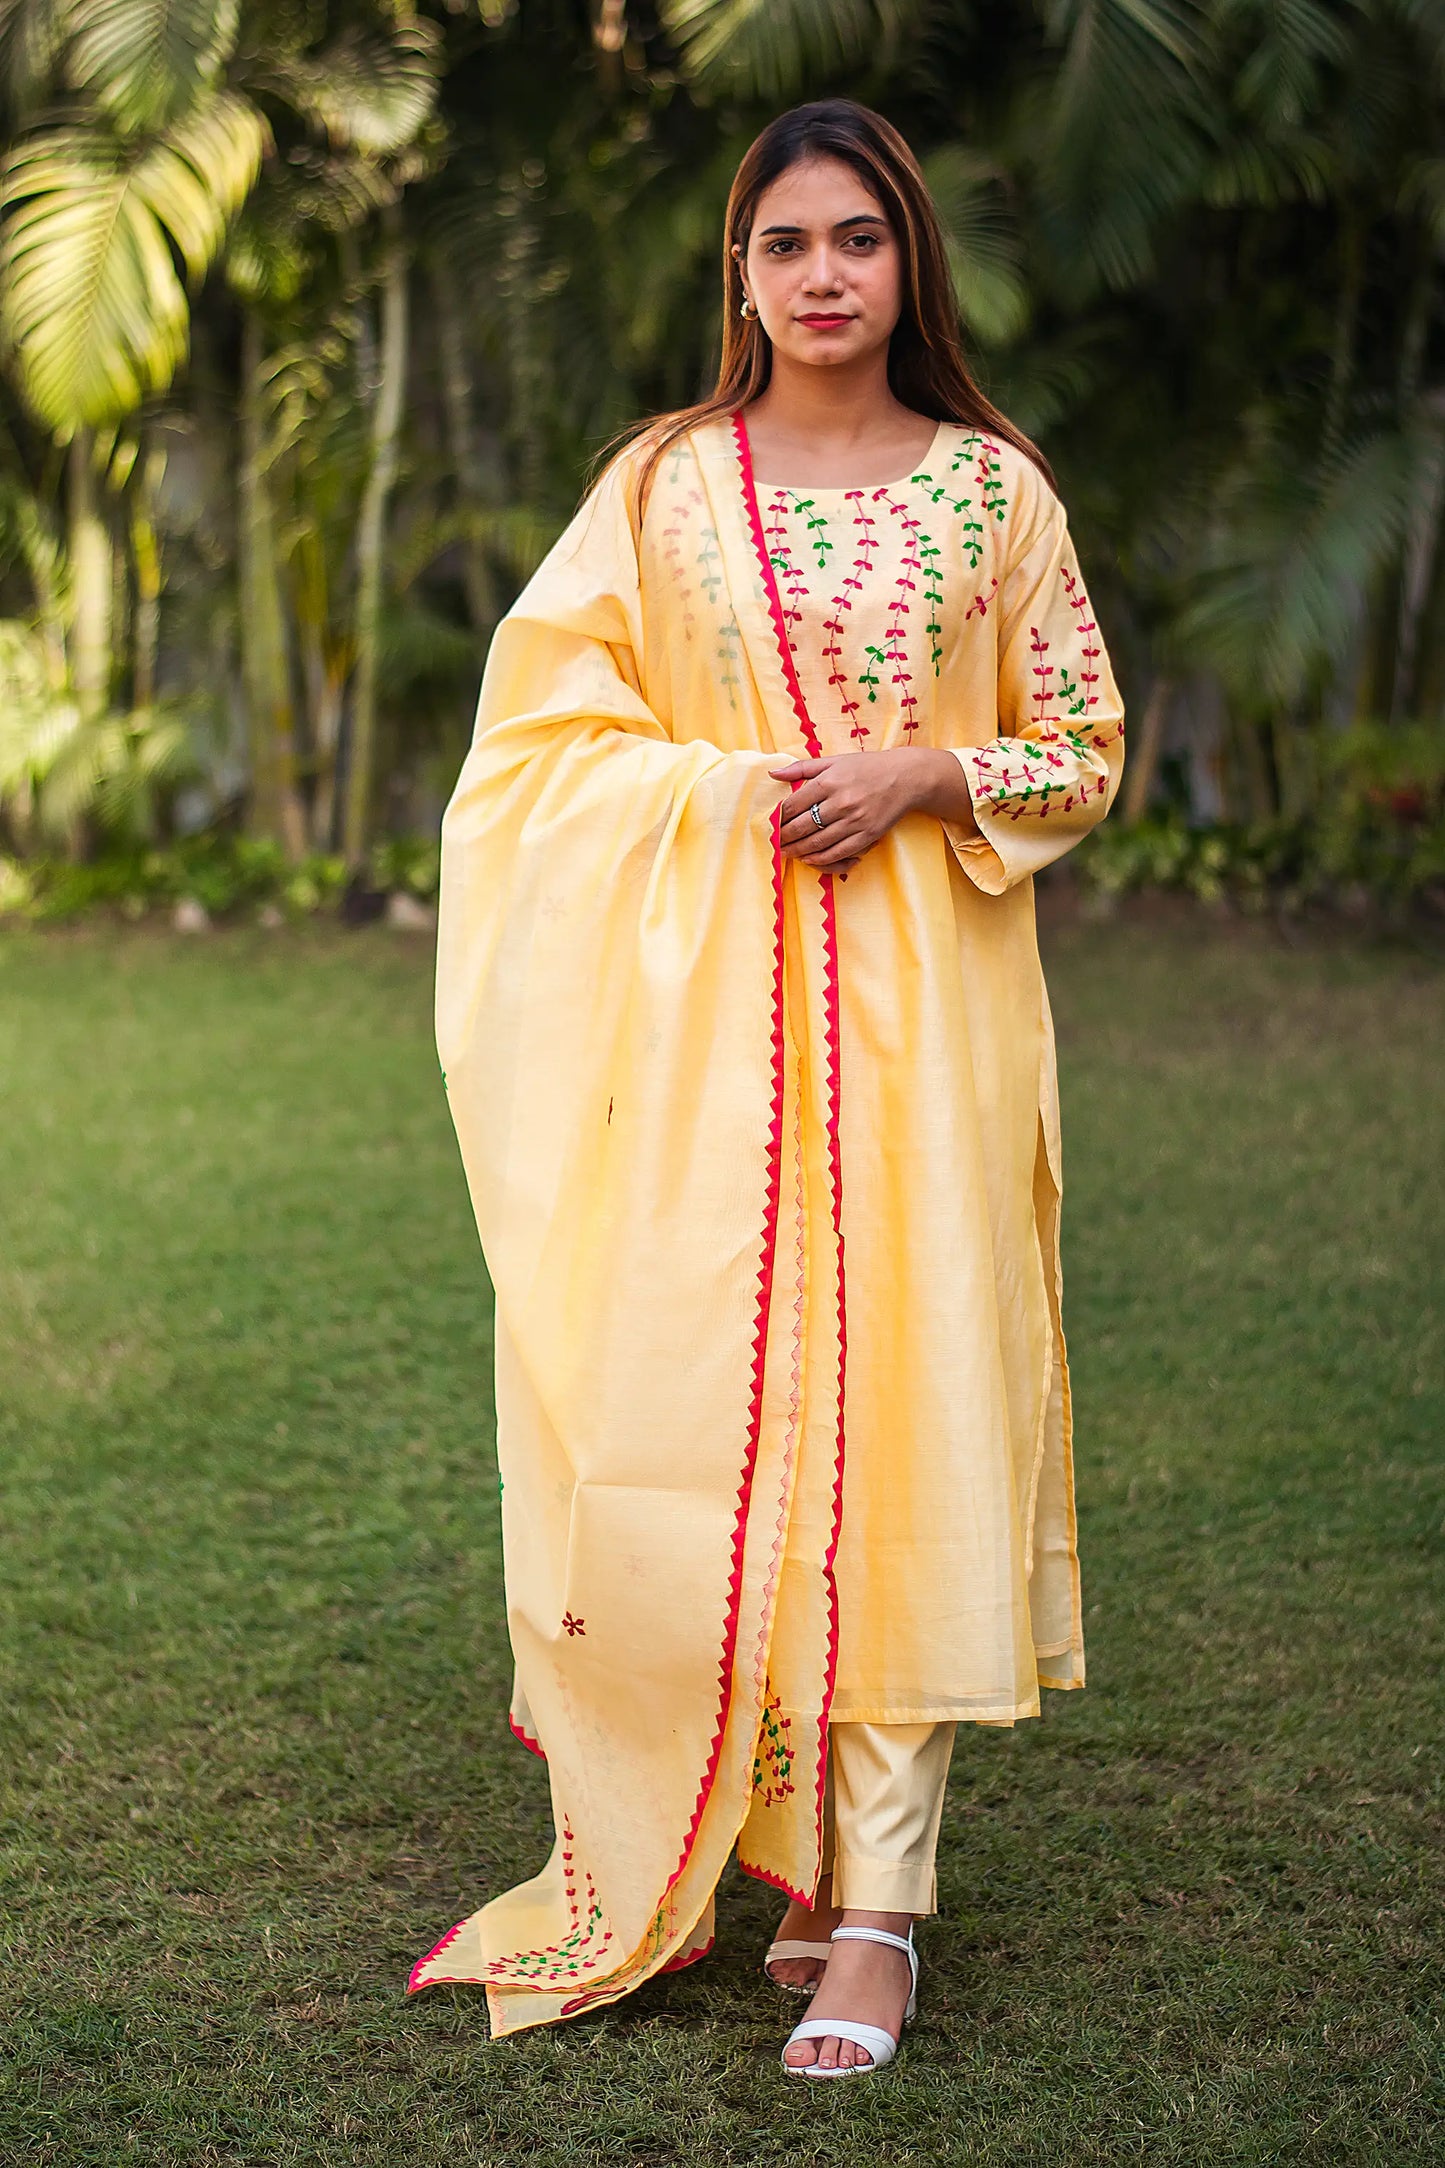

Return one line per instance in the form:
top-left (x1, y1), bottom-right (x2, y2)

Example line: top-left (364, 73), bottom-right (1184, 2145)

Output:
top-left (801, 246), bottom-right (842, 293)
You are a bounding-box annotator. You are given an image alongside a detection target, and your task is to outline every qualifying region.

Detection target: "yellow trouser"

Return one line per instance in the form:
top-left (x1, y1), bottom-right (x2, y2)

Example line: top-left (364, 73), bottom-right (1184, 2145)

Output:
top-left (820, 1720), bottom-right (956, 1915)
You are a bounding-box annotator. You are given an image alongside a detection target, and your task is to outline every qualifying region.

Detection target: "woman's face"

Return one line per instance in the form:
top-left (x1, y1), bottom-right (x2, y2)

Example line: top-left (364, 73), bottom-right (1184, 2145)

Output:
top-left (738, 154), bottom-right (904, 372)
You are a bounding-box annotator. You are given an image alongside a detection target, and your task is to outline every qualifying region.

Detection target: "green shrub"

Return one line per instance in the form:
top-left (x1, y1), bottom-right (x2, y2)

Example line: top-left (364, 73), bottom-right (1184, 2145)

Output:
top-left (0, 839), bottom-right (413, 923)
top-left (1075, 725), bottom-right (1445, 914)
top-left (369, 835), bottom-right (440, 899)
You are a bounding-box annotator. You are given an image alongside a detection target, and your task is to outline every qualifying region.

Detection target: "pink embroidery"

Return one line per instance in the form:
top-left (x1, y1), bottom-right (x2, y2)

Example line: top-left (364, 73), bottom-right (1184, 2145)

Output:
top-left (1061, 567), bottom-right (1100, 711)
top-left (1029, 626), bottom-right (1054, 720)
top-left (870, 487), bottom-right (923, 734)
top-left (954, 431), bottom-right (1007, 522)
top-left (660, 485), bottom-right (704, 644)
top-left (764, 491), bottom-right (808, 639)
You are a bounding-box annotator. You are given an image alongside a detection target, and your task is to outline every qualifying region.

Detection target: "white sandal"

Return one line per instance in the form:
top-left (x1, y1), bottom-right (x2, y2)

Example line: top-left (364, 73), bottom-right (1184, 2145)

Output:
top-left (780, 1924), bottom-right (918, 2078)
top-left (762, 1936), bottom-right (833, 1996)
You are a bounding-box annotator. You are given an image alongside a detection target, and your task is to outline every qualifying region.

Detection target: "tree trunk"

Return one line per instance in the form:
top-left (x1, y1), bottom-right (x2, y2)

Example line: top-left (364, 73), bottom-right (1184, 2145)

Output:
top-left (67, 431), bottom-right (111, 720)
top-left (1121, 673), bottom-right (1171, 823)
top-left (433, 263), bottom-right (496, 636)
top-left (1392, 317), bottom-right (1445, 716)
top-left (239, 311), bottom-right (307, 858)
top-left (130, 447), bottom-right (164, 711)
top-left (293, 522), bottom-right (348, 852)
top-left (342, 218), bottom-right (409, 868)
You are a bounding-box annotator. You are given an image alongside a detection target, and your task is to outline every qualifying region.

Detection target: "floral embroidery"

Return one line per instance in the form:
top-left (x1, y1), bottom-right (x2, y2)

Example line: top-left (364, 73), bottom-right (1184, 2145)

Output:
top-left (828, 491), bottom-right (879, 743)
top-left (697, 525), bottom-right (724, 605)
top-left (789, 493), bottom-right (832, 570)
top-left (920, 534), bottom-right (944, 671)
top-left (562, 1612), bottom-right (586, 1636)
top-left (869, 486), bottom-right (931, 731)
top-left (766, 483), bottom-right (950, 744)
top-left (485, 1819), bottom-right (614, 1983)
top-left (913, 468), bottom-right (984, 569)
top-left (717, 611), bottom-right (742, 710)
top-left (954, 431), bottom-right (1008, 523)
top-left (971, 561), bottom-right (1121, 823)
top-left (752, 1680), bottom-right (796, 1808)
top-left (1061, 566), bottom-right (1106, 733)
top-left (1030, 625), bottom-right (1055, 722)
top-left (764, 490), bottom-right (809, 642)
top-left (660, 485), bottom-right (705, 644)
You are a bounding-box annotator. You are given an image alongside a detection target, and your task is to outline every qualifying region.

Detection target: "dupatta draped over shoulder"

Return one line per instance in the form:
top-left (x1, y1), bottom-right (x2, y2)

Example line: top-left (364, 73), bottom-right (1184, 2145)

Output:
top-left (412, 414), bottom-right (1124, 2034)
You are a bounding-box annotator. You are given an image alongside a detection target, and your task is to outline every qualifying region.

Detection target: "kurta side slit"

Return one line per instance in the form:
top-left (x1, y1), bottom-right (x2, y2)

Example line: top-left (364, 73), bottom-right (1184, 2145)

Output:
top-left (412, 414), bottom-right (1125, 2033)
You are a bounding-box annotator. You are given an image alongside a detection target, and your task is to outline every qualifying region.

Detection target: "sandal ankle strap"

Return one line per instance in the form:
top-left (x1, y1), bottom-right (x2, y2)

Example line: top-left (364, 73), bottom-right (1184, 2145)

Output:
top-left (829, 1925), bottom-right (914, 1958)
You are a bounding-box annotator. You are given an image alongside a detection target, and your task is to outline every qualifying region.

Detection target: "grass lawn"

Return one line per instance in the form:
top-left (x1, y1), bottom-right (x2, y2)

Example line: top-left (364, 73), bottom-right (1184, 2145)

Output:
top-left (0, 913), bottom-right (1441, 2167)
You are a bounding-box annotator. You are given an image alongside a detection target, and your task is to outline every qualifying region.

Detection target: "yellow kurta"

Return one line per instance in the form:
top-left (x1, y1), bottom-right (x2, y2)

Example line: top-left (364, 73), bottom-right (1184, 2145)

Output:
top-left (411, 412), bottom-right (1125, 2034)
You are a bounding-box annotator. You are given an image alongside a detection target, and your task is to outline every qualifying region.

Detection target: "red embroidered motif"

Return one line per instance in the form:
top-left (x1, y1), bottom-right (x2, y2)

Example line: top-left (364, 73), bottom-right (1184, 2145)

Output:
top-left (752, 1678), bottom-right (797, 1807)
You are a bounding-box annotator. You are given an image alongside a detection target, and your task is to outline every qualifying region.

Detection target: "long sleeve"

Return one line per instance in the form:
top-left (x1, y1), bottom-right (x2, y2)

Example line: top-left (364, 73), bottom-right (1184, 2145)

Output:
top-left (945, 473), bottom-right (1125, 896)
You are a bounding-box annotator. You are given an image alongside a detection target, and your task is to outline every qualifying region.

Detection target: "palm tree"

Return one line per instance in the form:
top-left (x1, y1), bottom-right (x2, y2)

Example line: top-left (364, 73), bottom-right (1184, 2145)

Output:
top-left (0, 1), bottom-right (440, 858)
top-left (0, 2), bottom-right (264, 750)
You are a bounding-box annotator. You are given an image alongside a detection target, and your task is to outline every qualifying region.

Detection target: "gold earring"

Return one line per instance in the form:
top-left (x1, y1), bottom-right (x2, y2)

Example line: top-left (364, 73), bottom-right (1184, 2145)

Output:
top-left (740, 297), bottom-right (756, 320)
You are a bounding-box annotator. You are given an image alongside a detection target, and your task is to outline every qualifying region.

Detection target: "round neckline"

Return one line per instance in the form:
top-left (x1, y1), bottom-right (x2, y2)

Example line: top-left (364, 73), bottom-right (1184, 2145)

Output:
top-left (747, 419), bottom-right (949, 496)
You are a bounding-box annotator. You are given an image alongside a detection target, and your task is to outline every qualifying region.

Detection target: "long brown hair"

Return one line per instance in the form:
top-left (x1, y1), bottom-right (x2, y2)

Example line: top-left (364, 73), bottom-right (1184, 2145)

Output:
top-left (602, 98), bottom-right (1052, 514)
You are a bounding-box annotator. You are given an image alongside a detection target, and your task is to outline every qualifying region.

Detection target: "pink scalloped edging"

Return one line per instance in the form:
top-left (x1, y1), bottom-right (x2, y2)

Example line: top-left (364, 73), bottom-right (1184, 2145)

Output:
top-left (407, 1917), bottom-right (465, 1994)
top-left (733, 406), bottom-right (849, 1893)
top-left (736, 1852), bottom-right (809, 1906)
top-left (509, 1714), bottom-right (546, 1760)
top-left (812, 871), bottom-right (848, 1857)
top-left (657, 791), bottom-right (789, 1908)
top-left (659, 1933), bottom-right (716, 1975)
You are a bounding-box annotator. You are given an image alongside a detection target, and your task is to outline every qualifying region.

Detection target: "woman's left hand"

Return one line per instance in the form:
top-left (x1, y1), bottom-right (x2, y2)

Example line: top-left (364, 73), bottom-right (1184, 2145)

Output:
top-left (770, 748), bottom-right (978, 875)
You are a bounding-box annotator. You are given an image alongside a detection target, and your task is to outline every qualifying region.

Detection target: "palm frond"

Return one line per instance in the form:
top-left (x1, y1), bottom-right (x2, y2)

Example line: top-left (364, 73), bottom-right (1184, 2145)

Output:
top-left (1176, 425), bottom-right (1420, 705)
top-left (922, 146), bottom-right (1030, 348)
top-left (0, 93), bottom-right (264, 432)
top-left (660, 0), bottom-right (920, 99)
top-left (0, 616), bottom-right (79, 797)
top-left (138, 89), bottom-right (266, 272)
top-left (1211, 0), bottom-right (1349, 128)
top-left (68, 0), bottom-right (241, 133)
top-left (0, 0), bottom-right (71, 123)
top-left (1204, 127), bottom-right (1332, 208)
top-left (1030, 0), bottom-right (1212, 296)
top-left (272, 23), bottom-right (440, 156)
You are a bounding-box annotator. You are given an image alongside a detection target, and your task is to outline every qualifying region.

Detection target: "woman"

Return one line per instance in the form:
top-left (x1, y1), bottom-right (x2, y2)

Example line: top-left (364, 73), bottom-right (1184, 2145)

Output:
top-left (411, 99), bottom-right (1124, 2077)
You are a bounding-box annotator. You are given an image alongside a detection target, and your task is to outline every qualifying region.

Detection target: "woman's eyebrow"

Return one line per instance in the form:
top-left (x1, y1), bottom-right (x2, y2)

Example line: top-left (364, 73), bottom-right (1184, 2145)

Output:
top-left (756, 213), bottom-right (889, 237)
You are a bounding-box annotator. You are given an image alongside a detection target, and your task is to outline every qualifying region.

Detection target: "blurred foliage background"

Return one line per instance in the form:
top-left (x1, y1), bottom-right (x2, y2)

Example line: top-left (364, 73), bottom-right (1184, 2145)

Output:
top-left (0, 0), bottom-right (1441, 915)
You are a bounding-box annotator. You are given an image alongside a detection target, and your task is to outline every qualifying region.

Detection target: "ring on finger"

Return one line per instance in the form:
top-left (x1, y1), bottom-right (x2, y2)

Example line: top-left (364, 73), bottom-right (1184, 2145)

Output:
top-left (809, 802), bottom-right (825, 830)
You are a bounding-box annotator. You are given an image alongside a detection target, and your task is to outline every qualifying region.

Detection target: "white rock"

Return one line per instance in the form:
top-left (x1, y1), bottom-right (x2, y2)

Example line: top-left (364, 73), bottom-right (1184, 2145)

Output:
top-left (173, 896), bottom-right (211, 934)
top-left (385, 890), bottom-right (436, 930)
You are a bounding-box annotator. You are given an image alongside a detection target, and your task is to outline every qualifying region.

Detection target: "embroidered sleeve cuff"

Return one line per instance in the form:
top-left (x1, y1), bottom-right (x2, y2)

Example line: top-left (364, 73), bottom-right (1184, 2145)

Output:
top-left (941, 745), bottom-right (1009, 894)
